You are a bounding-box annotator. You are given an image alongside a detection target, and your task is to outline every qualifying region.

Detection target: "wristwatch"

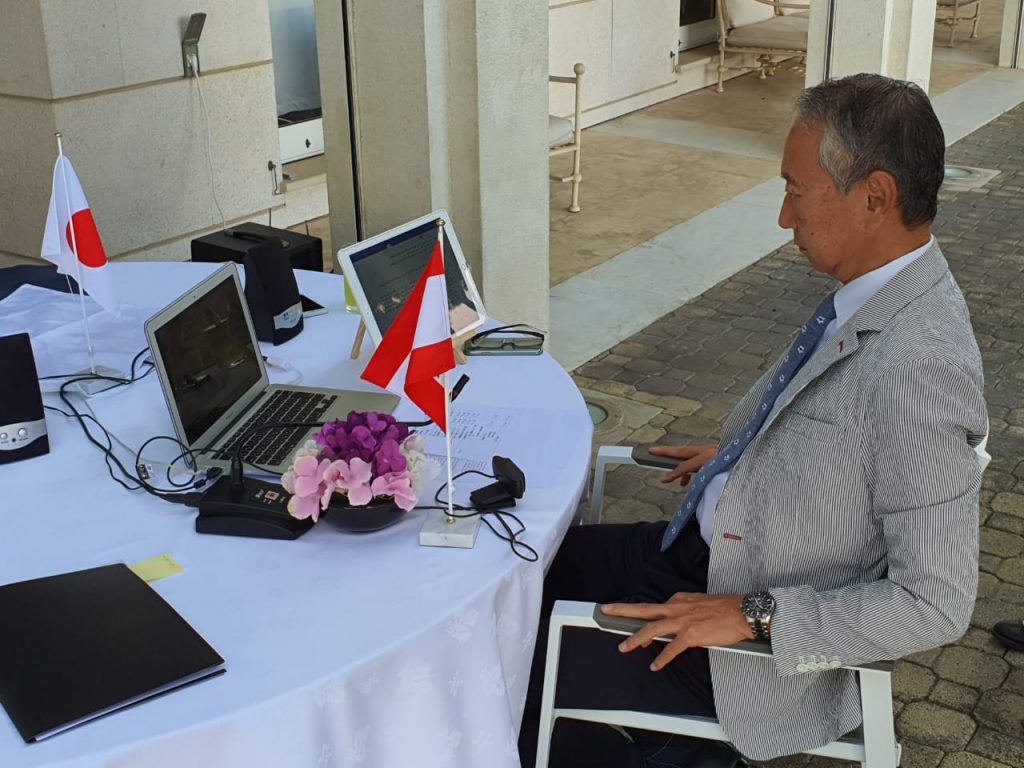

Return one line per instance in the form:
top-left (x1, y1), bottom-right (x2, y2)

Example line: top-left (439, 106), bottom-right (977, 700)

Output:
top-left (741, 590), bottom-right (776, 641)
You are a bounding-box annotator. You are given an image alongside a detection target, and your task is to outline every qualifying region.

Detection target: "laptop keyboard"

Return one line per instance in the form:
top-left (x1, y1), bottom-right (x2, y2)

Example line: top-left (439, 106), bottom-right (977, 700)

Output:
top-left (217, 390), bottom-right (338, 468)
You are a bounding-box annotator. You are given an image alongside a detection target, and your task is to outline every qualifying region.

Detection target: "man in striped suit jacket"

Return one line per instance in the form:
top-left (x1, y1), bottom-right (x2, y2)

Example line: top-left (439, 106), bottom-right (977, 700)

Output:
top-left (522, 74), bottom-right (988, 766)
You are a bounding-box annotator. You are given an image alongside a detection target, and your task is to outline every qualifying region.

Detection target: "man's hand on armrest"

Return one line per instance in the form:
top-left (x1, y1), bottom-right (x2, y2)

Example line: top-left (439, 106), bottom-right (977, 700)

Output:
top-left (601, 593), bottom-right (754, 671)
top-left (648, 444), bottom-right (718, 486)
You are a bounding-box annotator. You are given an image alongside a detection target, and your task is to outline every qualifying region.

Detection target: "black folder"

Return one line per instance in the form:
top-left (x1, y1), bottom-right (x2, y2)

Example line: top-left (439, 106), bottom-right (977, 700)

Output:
top-left (0, 563), bottom-right (224, 742)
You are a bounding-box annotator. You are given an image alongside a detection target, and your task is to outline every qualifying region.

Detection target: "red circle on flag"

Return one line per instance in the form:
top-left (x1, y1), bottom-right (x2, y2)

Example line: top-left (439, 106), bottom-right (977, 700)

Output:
top-left (65, 209), bottom-right (107, 268)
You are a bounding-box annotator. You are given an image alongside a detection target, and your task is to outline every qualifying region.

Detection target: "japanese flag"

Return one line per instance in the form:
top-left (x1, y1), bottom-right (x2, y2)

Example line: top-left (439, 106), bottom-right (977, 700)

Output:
top-left (41, 156), bottom-right (119, 315)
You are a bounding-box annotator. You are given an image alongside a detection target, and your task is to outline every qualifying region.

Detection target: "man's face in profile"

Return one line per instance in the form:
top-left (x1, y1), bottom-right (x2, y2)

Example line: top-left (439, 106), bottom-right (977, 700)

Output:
top-left (778, 123), bottom-right (868, 283)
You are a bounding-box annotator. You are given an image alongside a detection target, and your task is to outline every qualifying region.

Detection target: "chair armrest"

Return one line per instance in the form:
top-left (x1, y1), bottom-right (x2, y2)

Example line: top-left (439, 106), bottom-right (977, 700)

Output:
top-left (550, 600), bottom-right (894, 674)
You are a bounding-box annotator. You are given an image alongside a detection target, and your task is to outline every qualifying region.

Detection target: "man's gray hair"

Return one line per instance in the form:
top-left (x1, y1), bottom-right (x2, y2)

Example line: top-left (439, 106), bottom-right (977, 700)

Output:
top-left (796, 73), bottom-right (944, 228)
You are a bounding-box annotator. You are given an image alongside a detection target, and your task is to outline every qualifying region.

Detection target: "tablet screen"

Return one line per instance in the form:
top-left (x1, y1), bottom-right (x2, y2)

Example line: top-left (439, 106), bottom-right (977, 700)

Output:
top-left (347, 219), bottom-right (482, 338)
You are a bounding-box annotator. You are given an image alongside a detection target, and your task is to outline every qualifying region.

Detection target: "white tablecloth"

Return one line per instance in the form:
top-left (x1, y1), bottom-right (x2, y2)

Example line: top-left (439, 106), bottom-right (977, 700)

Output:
top-left (0, 263), bottom-right (593, 768)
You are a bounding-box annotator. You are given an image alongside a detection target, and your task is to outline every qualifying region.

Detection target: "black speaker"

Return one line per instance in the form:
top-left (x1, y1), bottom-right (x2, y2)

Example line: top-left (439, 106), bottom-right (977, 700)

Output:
top-left (190, 223), bottom-right (324, 272)
top-left (0, 333), bottom-right (49, 464)
top-left (243, 239), bottom-right (304, 345)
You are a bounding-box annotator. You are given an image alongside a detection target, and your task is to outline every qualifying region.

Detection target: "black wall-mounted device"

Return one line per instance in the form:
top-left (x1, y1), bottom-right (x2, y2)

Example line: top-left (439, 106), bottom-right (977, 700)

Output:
top-left (0, 333), bottom-right (50, 465)
top-left (182, 13), bottom-right (207, 77)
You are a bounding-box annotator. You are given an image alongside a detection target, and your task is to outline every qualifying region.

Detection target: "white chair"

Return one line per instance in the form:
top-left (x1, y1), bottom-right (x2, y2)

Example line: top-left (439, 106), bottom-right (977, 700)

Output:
top-left (570, 426), bottom-right (994, 767)
top-left (536, 600), bottom-right (901, 768)
top-left (563, 444), bottom-right (902, 767)
top-left (549, 63), bottom-right (585, 213)
top-left (936, 0), bottom-right (982, 47)
top-left (715, 0), bottom-right (810, 93)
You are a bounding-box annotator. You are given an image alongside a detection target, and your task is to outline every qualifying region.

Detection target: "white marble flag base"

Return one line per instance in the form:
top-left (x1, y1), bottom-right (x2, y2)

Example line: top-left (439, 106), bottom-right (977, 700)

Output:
top-left (71, 365), bottom-right (128, 397)
top-left (419, 510), bottom-right (480, 548)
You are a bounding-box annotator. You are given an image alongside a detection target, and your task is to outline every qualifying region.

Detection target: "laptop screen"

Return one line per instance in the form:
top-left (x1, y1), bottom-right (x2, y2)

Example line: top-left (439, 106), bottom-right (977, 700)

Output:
top-left (152, 276), bottom-right (263, 444)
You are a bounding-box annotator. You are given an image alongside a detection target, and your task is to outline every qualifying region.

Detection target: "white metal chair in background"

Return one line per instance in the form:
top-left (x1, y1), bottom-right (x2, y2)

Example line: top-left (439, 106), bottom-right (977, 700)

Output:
top-left (936, 0), bottom-right (983, 46)
top-left (715, 0), bottom-right (810, 93)
top-left (549, 63), bottom-right (585, 213)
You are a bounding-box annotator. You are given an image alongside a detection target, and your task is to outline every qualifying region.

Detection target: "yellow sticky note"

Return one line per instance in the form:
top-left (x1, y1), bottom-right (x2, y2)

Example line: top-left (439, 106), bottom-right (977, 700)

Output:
top-left (129, 554), bottom-right (184, 583)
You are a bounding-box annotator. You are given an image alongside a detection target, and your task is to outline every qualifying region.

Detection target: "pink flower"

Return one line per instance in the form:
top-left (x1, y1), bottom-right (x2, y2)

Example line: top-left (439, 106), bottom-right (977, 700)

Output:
top-left (282, 412), bottom-right (427, 521)
top-left (283, 455), bottom-right (330, 522)
top-left (371, 471), bottom-right (418, 511)
top-left (322, 457), bottom-right (374, 506)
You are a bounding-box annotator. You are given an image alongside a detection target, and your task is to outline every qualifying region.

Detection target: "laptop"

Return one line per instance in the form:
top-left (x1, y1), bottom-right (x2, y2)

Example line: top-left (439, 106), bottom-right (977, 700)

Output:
top-left (145, 263), bottom-right (398, 474)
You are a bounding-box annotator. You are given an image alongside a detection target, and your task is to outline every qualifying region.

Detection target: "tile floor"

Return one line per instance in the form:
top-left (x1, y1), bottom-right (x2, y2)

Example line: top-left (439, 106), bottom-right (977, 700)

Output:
top-left (288, 4), bottom-right (1017, 371)
top-left (547, 3), bottom-right (1021, 370)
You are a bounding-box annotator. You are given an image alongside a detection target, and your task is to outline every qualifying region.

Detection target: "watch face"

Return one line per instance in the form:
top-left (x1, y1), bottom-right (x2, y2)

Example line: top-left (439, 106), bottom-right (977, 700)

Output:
top-left (743, 591), bottom-right (775, 621)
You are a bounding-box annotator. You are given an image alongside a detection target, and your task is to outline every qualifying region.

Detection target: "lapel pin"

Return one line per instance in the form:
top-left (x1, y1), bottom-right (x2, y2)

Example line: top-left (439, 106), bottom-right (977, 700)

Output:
top-left (838, 340), bottom-right (845, 353)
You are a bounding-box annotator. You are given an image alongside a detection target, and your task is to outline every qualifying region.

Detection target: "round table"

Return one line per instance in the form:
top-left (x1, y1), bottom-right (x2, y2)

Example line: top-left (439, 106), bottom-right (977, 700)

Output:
top-left (0, 263), bottom-right (592, 768)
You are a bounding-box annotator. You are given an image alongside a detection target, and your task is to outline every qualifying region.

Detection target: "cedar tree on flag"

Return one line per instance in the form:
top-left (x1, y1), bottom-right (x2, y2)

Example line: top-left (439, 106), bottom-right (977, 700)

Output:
top-left (361, 232), bottom-right (456, 431)
top-left (41, 156), bottom-right (119, 315)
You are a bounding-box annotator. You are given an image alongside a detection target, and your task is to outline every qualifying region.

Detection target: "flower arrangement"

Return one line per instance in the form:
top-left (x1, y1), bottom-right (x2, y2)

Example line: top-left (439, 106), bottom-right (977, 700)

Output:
top-left (282, 411), bottom-right (439, 522)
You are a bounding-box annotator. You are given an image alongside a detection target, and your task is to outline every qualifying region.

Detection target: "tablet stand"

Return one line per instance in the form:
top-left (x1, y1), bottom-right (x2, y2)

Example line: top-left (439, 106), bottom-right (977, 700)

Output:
top-left (349, 320), bottom-right (470, 366)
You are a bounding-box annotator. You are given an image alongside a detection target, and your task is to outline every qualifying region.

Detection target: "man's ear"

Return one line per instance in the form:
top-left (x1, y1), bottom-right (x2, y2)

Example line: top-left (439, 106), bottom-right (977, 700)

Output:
top-left (864, 170), bottom-right (899, 218)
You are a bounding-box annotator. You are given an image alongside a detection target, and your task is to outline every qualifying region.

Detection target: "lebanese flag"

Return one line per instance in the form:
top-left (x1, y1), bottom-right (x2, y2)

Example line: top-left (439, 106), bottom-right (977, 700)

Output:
top-left (41, 156), bottom-right (119, 315)
top-left (361, 230), bottom-right (456, 431)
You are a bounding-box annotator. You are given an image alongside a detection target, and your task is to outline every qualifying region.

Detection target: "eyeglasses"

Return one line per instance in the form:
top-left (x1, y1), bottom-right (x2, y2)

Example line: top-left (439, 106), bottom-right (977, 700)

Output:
top-left (464, 324), bottom-right (545, 355)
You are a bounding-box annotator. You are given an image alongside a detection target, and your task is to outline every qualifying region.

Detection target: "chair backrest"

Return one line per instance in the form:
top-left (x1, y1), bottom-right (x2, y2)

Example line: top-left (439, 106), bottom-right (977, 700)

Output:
top-left (719, 0), bottom-right (809, 32)
top-left (719, 0), bottom-right (776, 31)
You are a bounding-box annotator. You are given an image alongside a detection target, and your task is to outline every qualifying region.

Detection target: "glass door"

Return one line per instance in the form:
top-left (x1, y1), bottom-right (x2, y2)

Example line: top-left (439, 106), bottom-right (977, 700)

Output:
top-left (679, 0), bottom-right (718, 51)
top-left (269, 0), bottom-right (324, 163)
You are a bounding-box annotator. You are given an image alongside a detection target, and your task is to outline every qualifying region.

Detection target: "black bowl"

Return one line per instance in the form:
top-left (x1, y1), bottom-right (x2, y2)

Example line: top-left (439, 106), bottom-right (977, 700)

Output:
top-left (322, 499), bottom-right (404, 533)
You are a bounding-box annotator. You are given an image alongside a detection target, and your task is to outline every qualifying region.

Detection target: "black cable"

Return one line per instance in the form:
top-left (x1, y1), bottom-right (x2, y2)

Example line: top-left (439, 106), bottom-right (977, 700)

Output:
top-left (38, 347), bottom-right (154, 383)
top-left (418, 469), bottom-right (538, 562)
top-left (226, 419), bottom-right (329, 495)
top-left (402, 373), bottom-right (471, 428)
top-left (50, 372), bottom-right (205, 505)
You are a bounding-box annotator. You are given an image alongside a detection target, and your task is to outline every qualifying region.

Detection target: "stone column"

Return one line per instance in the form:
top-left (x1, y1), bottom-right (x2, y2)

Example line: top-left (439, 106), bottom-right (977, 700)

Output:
top-left (327, 0), bottom-right (550, 332)
top-left (1000, 0), bottom-right (1024, 69)
top-left (805, 0), bottom-right (937, 91)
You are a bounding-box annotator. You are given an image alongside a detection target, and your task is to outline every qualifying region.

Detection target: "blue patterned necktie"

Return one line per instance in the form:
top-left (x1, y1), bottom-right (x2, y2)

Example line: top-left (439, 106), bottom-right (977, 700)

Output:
top-left (660, 292), bottom-right (838, 551)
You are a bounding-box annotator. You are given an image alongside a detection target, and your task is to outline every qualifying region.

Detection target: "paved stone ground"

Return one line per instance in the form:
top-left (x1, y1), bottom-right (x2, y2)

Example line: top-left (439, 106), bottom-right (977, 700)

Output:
top-left (570, 103), bottom-right (1024, 767)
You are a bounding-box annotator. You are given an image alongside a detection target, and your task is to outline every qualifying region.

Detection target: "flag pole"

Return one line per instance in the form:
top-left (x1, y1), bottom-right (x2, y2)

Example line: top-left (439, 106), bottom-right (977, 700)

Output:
top-left (55, 132), bottom-right (97, 375)
top-left (437, 218), bottom-right (456, 525)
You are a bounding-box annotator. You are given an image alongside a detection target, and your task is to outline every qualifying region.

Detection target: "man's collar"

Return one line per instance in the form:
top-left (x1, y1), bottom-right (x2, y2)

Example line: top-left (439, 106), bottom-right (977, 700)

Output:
top-left (833, 236), bottom-right (935, 329)
top-left (844, 239), bottom-right (949, 334)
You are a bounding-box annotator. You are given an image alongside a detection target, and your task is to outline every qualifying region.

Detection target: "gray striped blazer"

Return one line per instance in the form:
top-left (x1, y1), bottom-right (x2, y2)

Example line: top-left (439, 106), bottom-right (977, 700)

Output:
top-left (707, 243), bottom-right (987, 759)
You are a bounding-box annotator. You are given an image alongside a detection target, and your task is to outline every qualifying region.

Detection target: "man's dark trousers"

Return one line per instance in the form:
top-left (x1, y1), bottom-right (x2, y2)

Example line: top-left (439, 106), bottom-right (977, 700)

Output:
top-left (519, 518), bottom-right (722, 768)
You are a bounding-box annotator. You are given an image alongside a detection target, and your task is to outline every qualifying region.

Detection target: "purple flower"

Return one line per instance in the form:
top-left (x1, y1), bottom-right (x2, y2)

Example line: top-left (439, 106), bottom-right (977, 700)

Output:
top-left (373, 438), bottom-right (407, 476)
